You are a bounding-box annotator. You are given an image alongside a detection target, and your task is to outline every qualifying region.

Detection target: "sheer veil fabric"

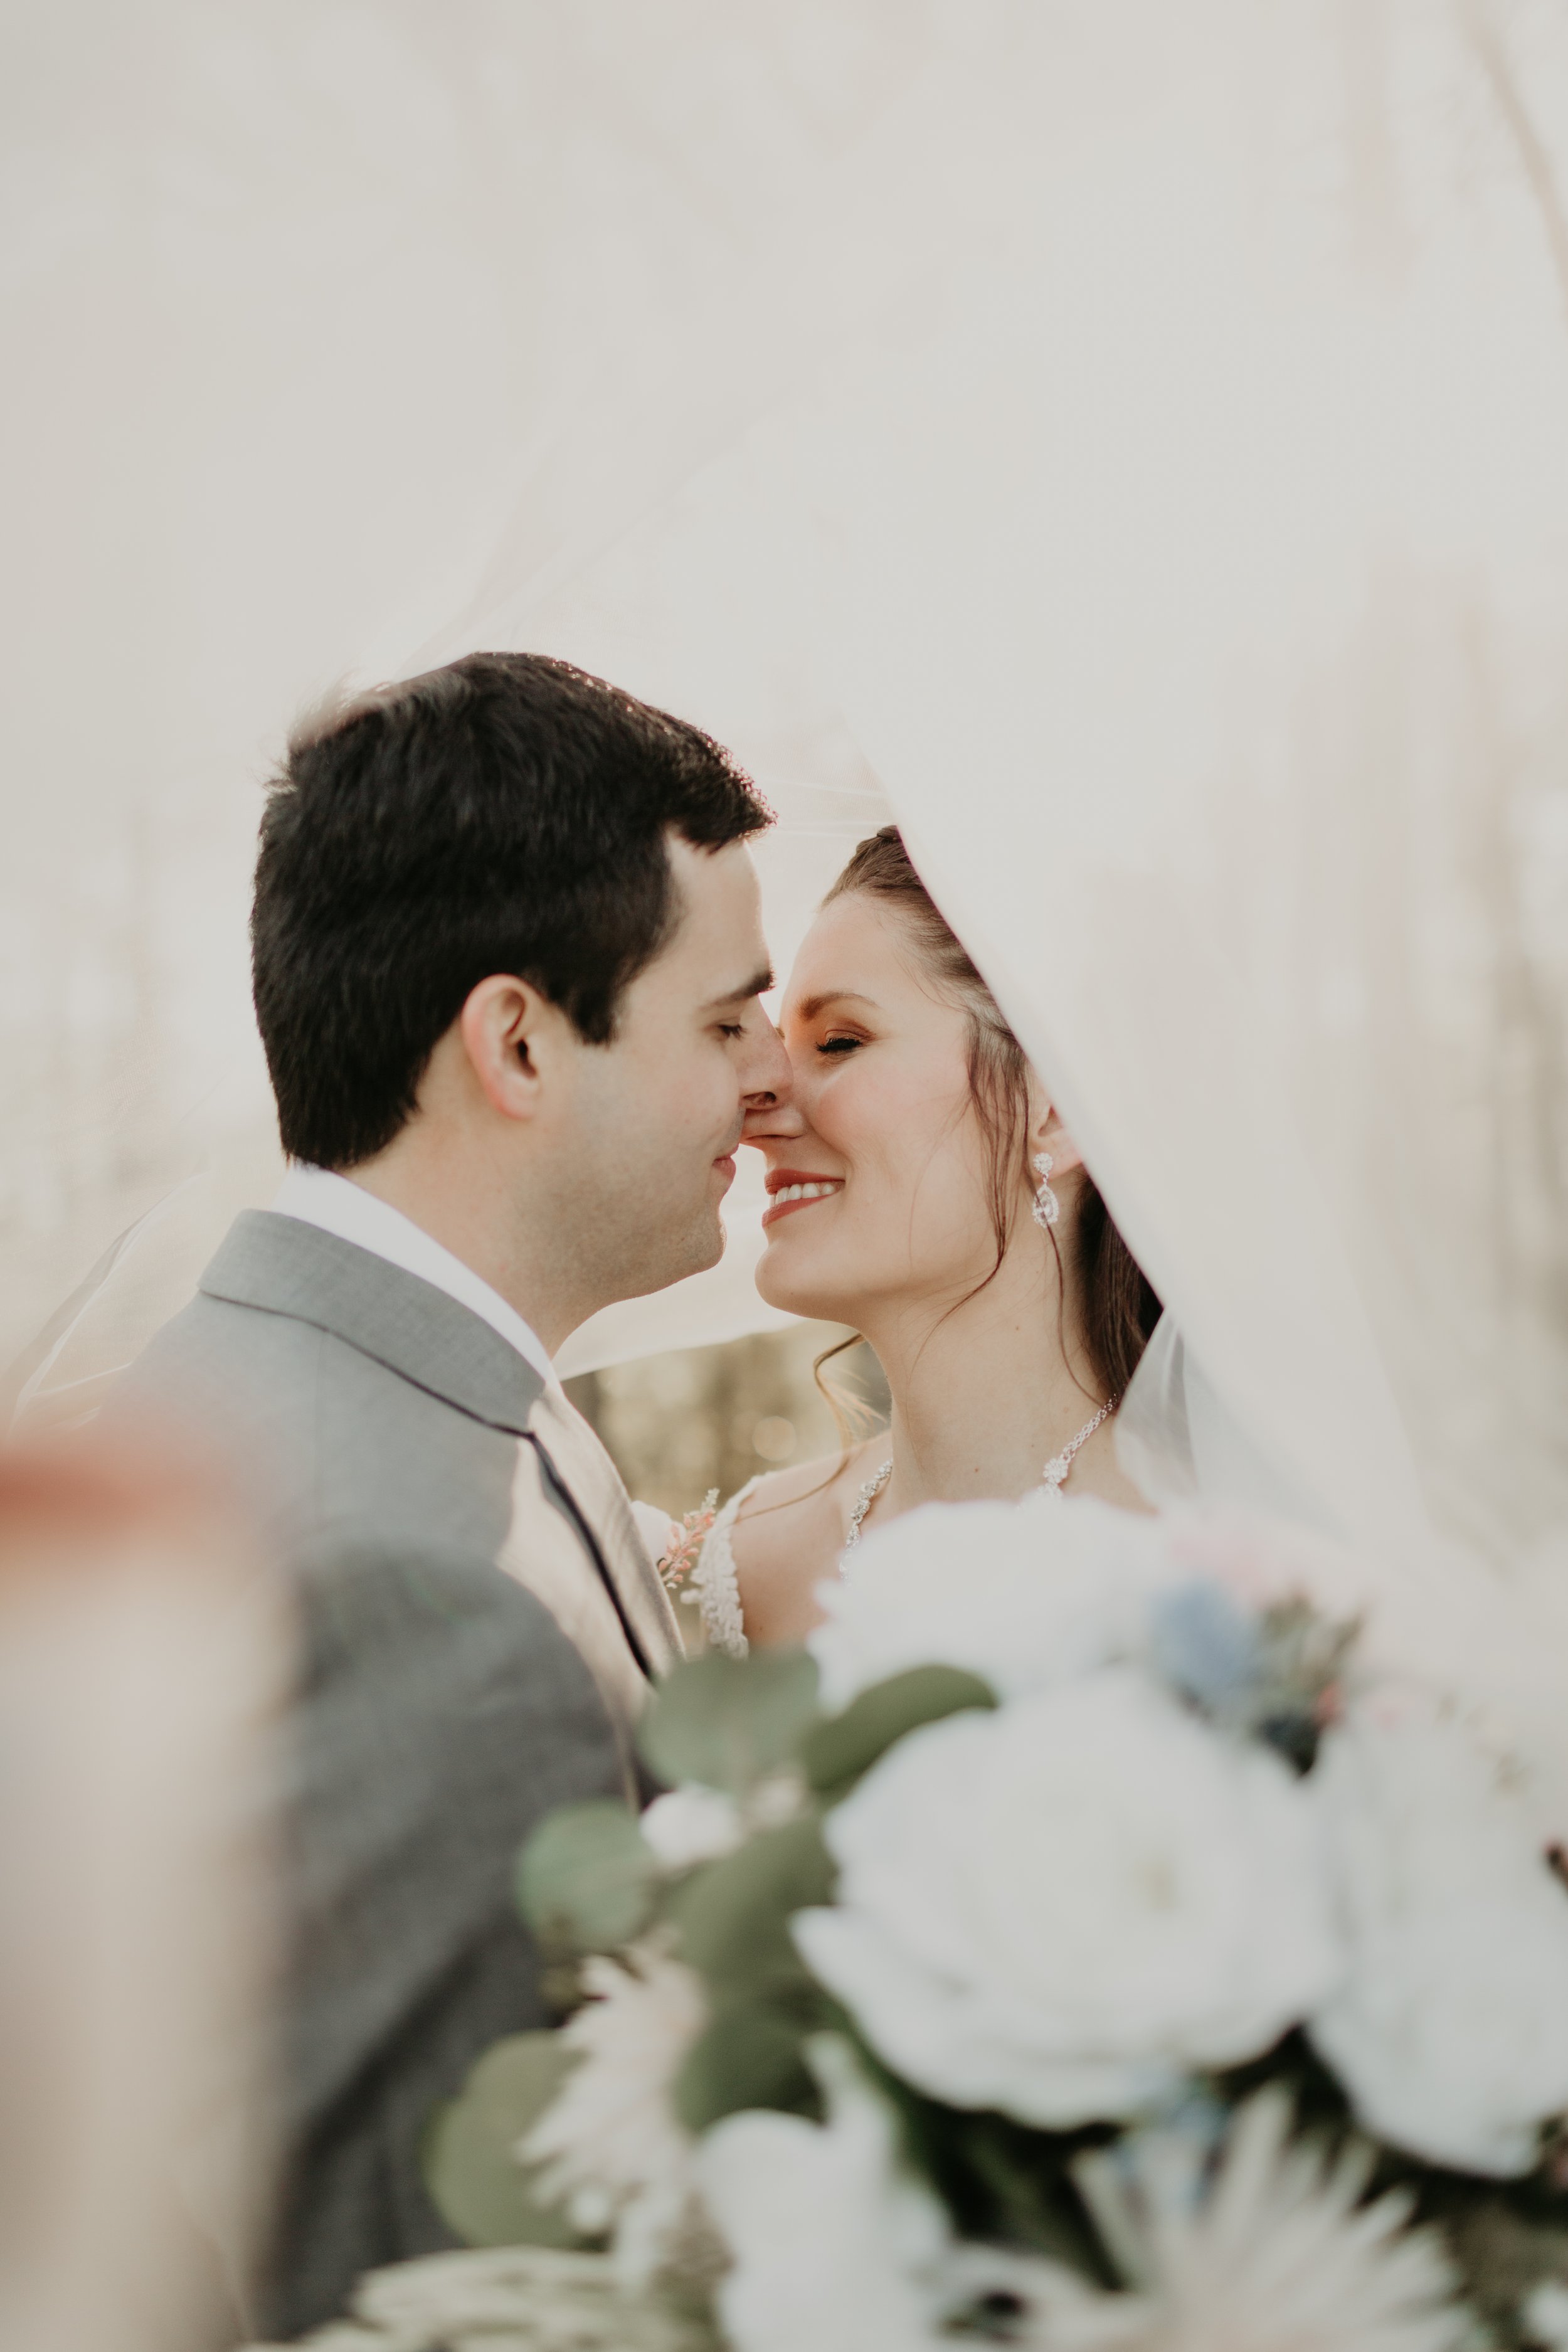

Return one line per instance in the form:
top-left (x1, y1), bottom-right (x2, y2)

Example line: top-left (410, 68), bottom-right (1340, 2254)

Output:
top-left (472, 3), bottom-right (1568, 1614)
top-left (13, 3), bottom-right (1568, 1609)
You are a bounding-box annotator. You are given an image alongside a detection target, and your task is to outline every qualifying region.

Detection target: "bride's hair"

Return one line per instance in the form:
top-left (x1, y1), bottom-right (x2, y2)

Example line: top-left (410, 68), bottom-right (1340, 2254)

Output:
top-left (825, 826), bottom-right (1160, 1401)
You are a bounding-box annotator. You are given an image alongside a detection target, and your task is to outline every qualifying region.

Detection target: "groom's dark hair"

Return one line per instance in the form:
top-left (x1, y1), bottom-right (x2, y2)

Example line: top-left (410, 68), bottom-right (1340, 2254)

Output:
top-left (253, 651), bottom-right (771, 1169)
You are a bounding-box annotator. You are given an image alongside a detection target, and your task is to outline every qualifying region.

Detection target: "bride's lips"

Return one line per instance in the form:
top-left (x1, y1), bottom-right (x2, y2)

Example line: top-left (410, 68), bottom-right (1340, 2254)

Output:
top-left (762, 1167), bottom-right (846, 1229)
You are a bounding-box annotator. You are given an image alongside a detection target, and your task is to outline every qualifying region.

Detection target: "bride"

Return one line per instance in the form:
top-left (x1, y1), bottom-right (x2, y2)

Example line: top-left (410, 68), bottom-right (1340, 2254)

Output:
top-left (694, 826), bottom-right (1160, 1656)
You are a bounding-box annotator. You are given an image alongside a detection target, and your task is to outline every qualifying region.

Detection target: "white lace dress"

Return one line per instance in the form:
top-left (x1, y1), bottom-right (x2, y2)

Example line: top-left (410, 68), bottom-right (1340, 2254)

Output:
top-left (689, 1475), bottom-right (765, 1658)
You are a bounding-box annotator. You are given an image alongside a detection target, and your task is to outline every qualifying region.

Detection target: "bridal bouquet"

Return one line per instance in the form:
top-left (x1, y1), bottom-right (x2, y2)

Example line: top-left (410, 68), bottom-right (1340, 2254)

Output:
top-left (409, 1493), bottom-right (1568, 2352)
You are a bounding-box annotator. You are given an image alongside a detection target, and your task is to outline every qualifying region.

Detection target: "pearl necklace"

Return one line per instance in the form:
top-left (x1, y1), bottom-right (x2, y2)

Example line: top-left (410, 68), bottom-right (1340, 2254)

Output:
top-left (842, 1396), bottom-right (1120, 1557)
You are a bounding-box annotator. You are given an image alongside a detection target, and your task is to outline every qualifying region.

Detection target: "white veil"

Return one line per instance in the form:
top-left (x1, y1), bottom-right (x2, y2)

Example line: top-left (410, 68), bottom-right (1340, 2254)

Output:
top-left (11, 0), bottom-right (1568, 1591)
top-left (454, 0), bottom-right (1568, 1582)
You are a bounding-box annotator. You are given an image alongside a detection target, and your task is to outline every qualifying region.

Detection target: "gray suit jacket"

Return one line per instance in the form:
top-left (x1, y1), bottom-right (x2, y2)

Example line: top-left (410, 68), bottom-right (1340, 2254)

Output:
top-left (112, 1211), bottom-right (681, 2340)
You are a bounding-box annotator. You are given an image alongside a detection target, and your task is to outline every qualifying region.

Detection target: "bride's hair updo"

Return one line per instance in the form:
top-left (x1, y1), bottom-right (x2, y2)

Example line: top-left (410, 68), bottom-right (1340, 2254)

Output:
top-left (825, 826), bottom-right (1160, 1399)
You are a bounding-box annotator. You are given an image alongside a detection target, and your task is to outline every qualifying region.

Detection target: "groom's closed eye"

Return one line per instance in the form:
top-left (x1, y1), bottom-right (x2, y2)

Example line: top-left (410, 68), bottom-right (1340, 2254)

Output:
top-left (704, 970), bottom-right (775, 1037)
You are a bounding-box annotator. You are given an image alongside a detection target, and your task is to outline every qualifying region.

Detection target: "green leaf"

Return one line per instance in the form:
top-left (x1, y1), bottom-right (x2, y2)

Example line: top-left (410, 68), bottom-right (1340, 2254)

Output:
top-left (516, 1799), bottom-right (657, 1952)
top-left (637, 1647), bottom-right (821, 1796)
top-left (674, 2000), bottom-right (820, 2134)
top-left (423, 2032), bottom-right (588, 2250)
top-left (852, 2038), bottom-right (1113, 2286)
top-left (799, 1665), bottom-right (998, 1801)
top-left (669, 1811), bottom-right (836, 1999)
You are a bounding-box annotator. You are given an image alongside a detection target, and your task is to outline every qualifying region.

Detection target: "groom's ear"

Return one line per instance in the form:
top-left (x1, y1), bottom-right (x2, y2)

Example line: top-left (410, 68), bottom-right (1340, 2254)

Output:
top-left (457, 974), bottom-right (556, 1123)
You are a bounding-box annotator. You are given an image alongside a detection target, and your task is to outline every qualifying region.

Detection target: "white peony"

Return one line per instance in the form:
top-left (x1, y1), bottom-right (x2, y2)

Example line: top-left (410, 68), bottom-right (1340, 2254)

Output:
top-left (808, 1490), bottom-right (1379, 1719)
top-left (810, 1492), bottom-right (1180, 1710)
top-left (795, 1667), bottom-right (1342, 2126)
top-left (522, 1939), bottom-right (708, 2286)
top-left (1309, 1697), bottom-right (1568, 2176)
top-left (695, 2035), bottom-right (954, 2352)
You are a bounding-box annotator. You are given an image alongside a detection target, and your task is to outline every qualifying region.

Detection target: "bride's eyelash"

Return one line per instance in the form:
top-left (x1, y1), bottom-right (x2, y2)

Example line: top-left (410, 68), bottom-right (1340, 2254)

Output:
top-left (817, 1034), bottom-right (863, 1056)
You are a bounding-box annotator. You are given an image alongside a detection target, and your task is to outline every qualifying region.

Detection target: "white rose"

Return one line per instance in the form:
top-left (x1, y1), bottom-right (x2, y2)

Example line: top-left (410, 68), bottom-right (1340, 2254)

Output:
top-left (696, 2037), bottom-right (951, 2352)
top-left (810, 1493), bottom-right (1177, 1710)
top-left (795, 1666), bottom-right (1341, 2126)
top-left (1309, 1698), bottom-right (1568, 2175)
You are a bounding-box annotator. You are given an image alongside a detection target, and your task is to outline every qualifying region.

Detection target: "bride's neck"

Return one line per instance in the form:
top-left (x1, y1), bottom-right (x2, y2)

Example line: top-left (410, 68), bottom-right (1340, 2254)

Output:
top-left (856, 1241), bottom-right (1103, 1512)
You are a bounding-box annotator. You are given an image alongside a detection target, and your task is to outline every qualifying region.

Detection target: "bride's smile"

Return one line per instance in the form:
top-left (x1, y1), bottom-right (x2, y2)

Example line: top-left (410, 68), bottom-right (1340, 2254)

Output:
top-left (760, 1170), bottom-right (845, 1226)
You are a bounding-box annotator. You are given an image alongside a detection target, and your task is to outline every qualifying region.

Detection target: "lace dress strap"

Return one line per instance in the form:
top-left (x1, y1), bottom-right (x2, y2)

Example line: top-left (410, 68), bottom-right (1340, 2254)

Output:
top-left (691, 1473), bottom-right (766, 1659)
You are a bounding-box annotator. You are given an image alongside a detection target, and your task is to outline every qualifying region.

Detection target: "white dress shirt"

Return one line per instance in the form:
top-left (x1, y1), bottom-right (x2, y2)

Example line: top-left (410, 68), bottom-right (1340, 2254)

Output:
top-left (271, 1163), bottom-right (556, 1387)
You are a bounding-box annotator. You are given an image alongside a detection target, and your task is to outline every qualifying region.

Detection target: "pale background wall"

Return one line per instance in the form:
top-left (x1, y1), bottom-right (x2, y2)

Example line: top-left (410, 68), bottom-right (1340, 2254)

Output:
top-left (0, 5), bottom-right (908, 1482)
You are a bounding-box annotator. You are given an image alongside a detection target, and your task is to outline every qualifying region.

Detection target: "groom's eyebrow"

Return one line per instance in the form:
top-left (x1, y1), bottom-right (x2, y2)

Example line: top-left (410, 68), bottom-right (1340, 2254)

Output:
top-left (704, 965), bottom-right (775, 1009)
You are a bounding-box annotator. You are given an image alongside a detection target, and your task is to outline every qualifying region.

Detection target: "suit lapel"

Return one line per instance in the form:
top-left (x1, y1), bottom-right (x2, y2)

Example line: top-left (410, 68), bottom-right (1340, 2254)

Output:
top-left (527, 1384), bottom-right (684, 1681)
top-left (497, 1439), bottom-right (645, 1798)
top-left (201, 1214), bottom-right (684, 1685)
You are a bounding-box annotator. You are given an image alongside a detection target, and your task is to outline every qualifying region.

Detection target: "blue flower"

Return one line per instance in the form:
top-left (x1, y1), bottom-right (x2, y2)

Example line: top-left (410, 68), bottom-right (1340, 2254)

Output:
top-left (1148, 1582), bottom-right (1263, 1722)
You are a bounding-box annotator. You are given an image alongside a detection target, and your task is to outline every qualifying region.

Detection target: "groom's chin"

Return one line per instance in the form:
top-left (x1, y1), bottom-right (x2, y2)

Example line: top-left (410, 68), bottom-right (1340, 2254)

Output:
top-left (642, 1207), bottom-right (726, 1296)
top-left (692, 1208), bottom-right (727, 1276)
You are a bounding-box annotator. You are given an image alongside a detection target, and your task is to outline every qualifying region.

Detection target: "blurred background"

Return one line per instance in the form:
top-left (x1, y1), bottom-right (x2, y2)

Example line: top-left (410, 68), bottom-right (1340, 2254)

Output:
top-left (0, 2), bottom-right (926, 1488)
top-left (564, 1332), bottom-right (887, 1523)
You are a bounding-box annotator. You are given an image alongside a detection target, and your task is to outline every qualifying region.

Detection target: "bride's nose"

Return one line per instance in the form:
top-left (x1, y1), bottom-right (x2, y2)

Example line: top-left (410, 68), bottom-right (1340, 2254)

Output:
top-left (741, 1062), bottom-right (805, 1142)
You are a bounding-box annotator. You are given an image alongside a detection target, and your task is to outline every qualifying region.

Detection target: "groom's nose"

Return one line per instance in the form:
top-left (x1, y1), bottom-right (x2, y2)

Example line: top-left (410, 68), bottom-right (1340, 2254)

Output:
top-left (739, 1012), bottom-right (792, 1113)
top-left (739, 1020), bottom-right (798, 1134)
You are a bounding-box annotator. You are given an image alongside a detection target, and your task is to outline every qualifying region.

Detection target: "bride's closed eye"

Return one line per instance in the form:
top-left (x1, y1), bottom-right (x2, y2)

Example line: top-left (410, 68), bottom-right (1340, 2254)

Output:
top-left (816, 1033), bottom-right (865, 1056)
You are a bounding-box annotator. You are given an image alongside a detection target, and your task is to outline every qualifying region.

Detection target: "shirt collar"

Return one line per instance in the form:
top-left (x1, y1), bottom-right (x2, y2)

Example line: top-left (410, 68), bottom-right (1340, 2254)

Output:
top-left (270, 1163), bottom-right (556, 1388)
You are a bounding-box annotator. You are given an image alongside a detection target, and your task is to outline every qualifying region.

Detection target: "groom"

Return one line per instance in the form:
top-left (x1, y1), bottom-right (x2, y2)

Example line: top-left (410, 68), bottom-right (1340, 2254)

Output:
top-left (116, 653), bottom-right (787, 2338)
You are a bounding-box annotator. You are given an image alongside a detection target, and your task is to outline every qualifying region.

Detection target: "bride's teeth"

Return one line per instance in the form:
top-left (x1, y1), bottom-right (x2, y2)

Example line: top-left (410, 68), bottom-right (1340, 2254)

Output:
top-left (775, 1181), bottom-right (839, 1204)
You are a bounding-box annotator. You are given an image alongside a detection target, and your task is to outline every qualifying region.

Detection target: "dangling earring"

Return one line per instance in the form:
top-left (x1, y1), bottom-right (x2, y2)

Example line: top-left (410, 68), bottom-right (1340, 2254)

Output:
top-left (1032, 1152), bottom-right (1060, 1229)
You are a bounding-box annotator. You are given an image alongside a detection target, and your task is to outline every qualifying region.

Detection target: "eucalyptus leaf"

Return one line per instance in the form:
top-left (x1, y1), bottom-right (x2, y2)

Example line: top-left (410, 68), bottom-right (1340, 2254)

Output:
top-left (516, 1799), bottom-right (657, 1951)
top-left (669, 1811), bottom-right (835, 1998)
top-left (674, 2000), bottom-right (818, 2134)
top-left (799, 1664), bottom-right (998, 1801)
top-left (638, 1647), bottom-right (820, 1796)
top-left (423, 2032), bottom-right (588, 2250)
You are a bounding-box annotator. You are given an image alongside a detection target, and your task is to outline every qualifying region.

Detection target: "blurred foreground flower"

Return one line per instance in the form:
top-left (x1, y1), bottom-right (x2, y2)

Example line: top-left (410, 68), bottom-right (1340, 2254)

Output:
top-left (795, 1667), bottom-right (1341, 2124)
top-left (808, 1493), bottom-right (1170, 1709)
top-left (522, 1937), bottom-right (709, 2286)
top-left (640, 1787), bottom-right (745, 1868)
top-left (241, 2244), bottom-right (717, 2349)
top-left (1310, 1700), bottom-right (1568, 2175)
top-left (696, 2036), bottom-right (952, 2351)
top-left (411, 1491), bottom-right (1568, 2352)
top-left (1055, 2088), bottom-right (1467, 2352)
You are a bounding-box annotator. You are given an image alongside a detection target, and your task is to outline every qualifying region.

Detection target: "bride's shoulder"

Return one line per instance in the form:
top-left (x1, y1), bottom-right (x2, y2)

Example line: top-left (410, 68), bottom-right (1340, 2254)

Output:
top-left (723, 1441), bottom-right (882, 1642)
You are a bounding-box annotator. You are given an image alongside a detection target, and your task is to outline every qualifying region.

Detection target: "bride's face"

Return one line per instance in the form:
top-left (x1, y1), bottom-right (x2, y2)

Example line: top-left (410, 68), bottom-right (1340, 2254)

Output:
top-left (748, 892), bottom-right (1014, 1323)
